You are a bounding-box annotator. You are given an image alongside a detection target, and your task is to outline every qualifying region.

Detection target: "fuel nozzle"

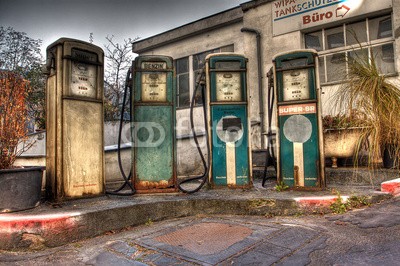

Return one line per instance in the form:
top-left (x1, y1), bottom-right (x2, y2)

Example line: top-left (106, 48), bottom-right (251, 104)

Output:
top-left (196, 68), bottom-right (206, 86)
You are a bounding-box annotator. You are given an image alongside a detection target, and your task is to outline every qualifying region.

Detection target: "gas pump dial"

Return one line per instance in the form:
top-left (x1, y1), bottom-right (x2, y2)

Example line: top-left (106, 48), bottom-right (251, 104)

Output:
top-left (282, 69), bottom-right (309, 101)
top-left (71, 61), bottom-right (97, 98)
top-left (216, 72), bottom-right (242, 101)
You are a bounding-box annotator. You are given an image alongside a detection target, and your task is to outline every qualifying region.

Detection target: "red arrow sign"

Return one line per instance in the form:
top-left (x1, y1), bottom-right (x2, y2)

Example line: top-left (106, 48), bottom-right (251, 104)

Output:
top-left (336, 5), bottom-right (350, 18)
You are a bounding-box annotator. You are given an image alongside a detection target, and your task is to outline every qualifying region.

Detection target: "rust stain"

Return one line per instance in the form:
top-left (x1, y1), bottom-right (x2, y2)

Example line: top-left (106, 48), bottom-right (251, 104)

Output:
top-left (294, 165), bottom-right (299, 186)
top-left (154, 222), bottom-right (253, 255)
top-left (136, 179), bottom-right (171, 190)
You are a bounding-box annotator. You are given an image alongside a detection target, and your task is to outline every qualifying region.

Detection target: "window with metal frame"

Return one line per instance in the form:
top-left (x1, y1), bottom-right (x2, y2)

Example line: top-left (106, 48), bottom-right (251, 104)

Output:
top-left (305, 14), bottom-right (395, 84)
top-left (174, 45), bottom-right (234, 109)
top-left (175, 57), bottom-right (189, 108)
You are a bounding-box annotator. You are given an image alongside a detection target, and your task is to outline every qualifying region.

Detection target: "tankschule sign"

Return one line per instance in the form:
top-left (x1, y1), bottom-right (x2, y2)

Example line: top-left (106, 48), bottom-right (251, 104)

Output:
top-left (272, 0), bottom-right (392, 36)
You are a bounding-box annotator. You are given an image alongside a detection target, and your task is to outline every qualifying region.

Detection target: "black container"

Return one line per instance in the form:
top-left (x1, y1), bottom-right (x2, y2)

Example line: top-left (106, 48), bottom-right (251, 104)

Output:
top-left (0, 166), bottom-right (44, 212)
top-left (382, 144), bottom-right (398, 169)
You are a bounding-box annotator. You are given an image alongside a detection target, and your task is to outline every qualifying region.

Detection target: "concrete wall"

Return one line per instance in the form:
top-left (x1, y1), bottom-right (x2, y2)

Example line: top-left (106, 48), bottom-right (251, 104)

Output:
top-left (104, 121), bottom-right (131, 146)
top-left (135, 20), bottom-right (269, 155)
top-left (19, 1), bottom-right (400, 182)
top-left (241, 0), bottom-right (400, 119)
top-left (131, 0), bottom-right (400, 175)
top-left (17, 118), bottom-right (210, 179)
top-left (135, 20), bottom-right (251, 176)
top-left (137, 21), bottom-right (245, 59)
top-left (241, 3), bottom-right (302, 148)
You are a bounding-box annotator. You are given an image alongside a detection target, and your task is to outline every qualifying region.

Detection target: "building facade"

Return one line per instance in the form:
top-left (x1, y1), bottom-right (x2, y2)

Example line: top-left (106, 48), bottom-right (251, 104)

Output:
top-left (132, 0), bottom-right (400, 174)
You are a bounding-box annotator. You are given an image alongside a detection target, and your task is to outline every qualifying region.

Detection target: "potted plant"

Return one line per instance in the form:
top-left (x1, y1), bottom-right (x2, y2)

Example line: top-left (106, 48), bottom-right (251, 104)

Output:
top-left (331, 52), bottom-right (400, 169)
top-left (0, 71), bottom-right (44, 212)
top-left (323, 110), bottom-right (369, 168)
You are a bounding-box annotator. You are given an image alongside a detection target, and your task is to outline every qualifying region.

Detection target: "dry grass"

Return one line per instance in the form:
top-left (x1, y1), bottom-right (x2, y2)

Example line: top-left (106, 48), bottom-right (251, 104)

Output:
top-left (333, 51), bottom-right (400, 168)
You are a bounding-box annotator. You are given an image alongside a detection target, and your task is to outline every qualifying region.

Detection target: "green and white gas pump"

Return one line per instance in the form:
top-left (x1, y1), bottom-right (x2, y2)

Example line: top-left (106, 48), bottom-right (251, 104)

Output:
top-left (205, 53), bottom-right (252, 188)
top-left (273, 50), bottom-right (325, 189)
top-left (132, 55), bottom-right (177, 193)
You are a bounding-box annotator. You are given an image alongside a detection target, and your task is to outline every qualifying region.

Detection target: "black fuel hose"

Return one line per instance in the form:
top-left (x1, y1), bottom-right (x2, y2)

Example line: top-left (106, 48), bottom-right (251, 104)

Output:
top-left (106, 67), bottom-right (136, 196)
top-left (262, 68), bottom-right (277, 187)
top-left (178, 70), bottom-right (210, 193)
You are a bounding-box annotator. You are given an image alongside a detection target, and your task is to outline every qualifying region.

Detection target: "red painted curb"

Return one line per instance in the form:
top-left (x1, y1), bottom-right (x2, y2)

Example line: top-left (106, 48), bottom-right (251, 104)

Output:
top-left (0, 212), bottom-right (81, 249)
top-left (294, 196), bottom-right (349, 207)
top-left (381, 178), bottom-right (400, 196)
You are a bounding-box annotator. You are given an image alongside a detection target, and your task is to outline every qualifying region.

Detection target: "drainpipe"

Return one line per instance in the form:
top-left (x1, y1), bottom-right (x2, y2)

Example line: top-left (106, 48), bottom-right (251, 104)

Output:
top-left (241, 27), bottom-right (265, 149)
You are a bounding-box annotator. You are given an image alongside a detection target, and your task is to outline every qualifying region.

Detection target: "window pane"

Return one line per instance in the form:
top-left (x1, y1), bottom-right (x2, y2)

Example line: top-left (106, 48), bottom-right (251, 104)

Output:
top-left (346, 21), bottom-right (367, 45)
top-left (347, 48), bottom-right (369, 65)
top-left (369, 15), bottom-right (392, 41)
top-left (193, 51), bottom-right (213, 71)
top-left (305, 31), bottom-right (323, 51)
top-left (326, 52), bottom-right (346, 82)
top-left (177, 73), bottom-right (190, 108)
top-left (176, 57), bottom-right (188, 74)
top-left (372, 44), bottom-right (395, 74)
top-left (318, 56), bottom-right (325, 83)
top-left (325, 27), bottom-right (344, 49)
top-left (193, 53), bottom-right (205, 71)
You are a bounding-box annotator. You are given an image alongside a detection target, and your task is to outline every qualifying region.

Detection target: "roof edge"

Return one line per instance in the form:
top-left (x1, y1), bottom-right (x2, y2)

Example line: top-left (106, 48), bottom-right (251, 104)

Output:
top-left (241, 0), bottom-right (274, 12)
top-left (132, 6), bottom-right (243, 54)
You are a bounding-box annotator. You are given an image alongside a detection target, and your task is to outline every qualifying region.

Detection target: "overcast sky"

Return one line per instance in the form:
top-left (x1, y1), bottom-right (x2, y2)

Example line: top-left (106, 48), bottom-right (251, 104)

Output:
top-left (0, 0), bottom-right (247, 57)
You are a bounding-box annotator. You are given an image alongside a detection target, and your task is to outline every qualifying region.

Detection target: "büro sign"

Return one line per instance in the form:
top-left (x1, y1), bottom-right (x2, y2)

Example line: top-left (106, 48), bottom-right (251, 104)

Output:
top-left (272, 0), bottom-right (392, 36)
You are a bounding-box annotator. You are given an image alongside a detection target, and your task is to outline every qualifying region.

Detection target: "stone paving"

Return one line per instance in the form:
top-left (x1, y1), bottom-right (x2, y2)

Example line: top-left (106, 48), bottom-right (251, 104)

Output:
top-left (0, 197), bottom-right (399, 265)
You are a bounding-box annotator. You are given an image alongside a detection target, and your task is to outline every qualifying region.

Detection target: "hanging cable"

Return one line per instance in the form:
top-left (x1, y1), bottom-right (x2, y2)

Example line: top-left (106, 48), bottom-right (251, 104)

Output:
top-left (178, 69), bottom-right (210, 193)
top-left (106, 67), bottom-right (136, 196)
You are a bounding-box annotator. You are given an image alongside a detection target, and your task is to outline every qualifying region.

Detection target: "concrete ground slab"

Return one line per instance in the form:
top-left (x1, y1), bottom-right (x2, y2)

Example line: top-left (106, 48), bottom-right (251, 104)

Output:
top-left (0, 197), bottom-right (399, 265)
top-left (0, 172), bottom-right (396, 251)
top-left (135, 218), bottom-right (280, 265)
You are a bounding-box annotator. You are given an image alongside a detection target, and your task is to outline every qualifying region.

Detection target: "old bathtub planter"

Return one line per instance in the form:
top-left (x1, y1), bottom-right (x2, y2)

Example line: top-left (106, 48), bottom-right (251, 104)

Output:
top-left (324, 127), bottom-right (364, 168)
top-left (0, 166), bottom-right (44, 213)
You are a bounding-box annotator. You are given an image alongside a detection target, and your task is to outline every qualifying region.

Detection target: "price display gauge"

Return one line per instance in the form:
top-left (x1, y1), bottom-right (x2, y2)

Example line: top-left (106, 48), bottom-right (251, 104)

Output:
top-left (141, 63), bottom-right (167, 102)
top-left (282, 69), bottom-right (310, 101)
top-left (206, 53), bottom-right (252, 189)
top-left (273, 49), bottom-right (325, 189)
top-left (216, 72), bottom-right (242, 101)
top-left (45, 38), bottom-right (105, 201)
top-left (71, 59), bottom-right (97, 98)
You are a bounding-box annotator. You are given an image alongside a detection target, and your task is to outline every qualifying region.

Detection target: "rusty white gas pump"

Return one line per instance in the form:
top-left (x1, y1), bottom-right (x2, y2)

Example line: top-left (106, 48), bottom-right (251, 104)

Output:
top-left (45, 38), bottom-right (105, 200)
top-left (273, 50), bottom-right (325, 189)
top-left (131, 55), bottom-right (177, 193)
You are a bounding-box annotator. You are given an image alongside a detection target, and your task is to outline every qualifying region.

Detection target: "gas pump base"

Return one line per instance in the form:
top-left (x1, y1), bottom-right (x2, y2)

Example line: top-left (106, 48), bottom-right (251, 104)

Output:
top-left (134, 187), bottom-right (178, 194)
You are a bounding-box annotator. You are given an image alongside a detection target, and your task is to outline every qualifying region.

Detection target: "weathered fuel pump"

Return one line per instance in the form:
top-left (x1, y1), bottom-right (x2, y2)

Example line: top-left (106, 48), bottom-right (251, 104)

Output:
top-left (205, 53), bottom-right (252, 188)
top-left (273, 50), bottom-right (325, 189)
top-left (45, 38), bottom-right (105, 200)
top-left (132, 55), bottom-right (177, 193)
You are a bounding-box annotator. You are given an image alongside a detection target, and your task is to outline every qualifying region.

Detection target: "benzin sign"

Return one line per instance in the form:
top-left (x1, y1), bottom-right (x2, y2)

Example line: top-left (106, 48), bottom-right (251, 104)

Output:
top-left (272, 0), bottom-right (392, 36)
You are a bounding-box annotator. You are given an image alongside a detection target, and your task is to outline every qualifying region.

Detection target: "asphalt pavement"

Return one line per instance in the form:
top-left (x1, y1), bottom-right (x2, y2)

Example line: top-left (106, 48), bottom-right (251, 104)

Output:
top-left (0, 196), bottom-right (399, 266)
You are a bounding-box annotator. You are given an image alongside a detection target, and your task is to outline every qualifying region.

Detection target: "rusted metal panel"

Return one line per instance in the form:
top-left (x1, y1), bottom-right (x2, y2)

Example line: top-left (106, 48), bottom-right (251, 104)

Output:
top-left (154, 222), bottom-right (253, 255)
